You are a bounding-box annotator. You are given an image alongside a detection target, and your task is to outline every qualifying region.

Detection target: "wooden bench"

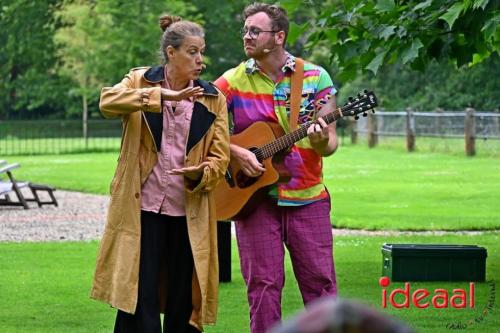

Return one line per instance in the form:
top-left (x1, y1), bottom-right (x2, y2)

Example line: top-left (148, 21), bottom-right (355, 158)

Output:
top-left (0, 163), bottom-right (58, 209)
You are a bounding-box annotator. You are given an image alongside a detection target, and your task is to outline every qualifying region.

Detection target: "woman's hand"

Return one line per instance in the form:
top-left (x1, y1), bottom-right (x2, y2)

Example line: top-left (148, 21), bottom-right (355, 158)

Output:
top-left (161, 86), bottom-right (204, 101)
top-left (167, 161), bottom-right (210, 180)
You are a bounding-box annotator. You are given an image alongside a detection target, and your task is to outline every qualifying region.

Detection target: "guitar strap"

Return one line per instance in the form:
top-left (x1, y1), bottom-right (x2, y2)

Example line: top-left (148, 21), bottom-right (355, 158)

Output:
top-left (289, 57), bottom-right (304, 131)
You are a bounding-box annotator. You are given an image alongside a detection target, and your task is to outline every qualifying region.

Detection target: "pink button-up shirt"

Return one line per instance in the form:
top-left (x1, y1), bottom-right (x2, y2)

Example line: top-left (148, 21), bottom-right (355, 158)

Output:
top-left (141, 70), bottom-right (193, 216)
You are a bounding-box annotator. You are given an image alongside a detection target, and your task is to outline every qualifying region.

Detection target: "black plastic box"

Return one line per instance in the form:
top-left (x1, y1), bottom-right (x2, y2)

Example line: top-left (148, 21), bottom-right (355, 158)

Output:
top-left (381, 244), bottom-right (487, 282)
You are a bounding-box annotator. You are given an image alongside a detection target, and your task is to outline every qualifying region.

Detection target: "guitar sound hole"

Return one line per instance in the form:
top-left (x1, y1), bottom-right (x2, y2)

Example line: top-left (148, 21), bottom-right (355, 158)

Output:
top-left (236, 170), bottom-right (258, 188)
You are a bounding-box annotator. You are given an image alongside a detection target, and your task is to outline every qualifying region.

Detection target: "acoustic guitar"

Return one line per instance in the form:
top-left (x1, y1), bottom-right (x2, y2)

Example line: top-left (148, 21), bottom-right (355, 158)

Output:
top-left (214, 90), bottom-right (378, 220)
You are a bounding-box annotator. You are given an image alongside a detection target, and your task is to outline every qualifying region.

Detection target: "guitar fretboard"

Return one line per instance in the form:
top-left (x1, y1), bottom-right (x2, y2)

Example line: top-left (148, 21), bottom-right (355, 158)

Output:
top-left (254, 107), bottom-right (343, 161)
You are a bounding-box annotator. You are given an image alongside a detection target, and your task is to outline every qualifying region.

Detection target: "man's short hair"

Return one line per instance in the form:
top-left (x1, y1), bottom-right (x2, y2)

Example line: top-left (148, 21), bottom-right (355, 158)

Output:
top-left (243, 2), bottom-right (289, 44)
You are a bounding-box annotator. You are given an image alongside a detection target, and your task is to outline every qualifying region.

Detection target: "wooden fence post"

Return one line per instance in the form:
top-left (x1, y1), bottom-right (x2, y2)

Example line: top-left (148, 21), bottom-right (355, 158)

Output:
top-left (493, 109), bottom-right (499, 135)
top-left (465, 108), bottom-right (476, 156)
top-left (350, 118), bottom-right (357, 144)
top-left (406, 108), bottom-right (415, 152)
top-left (367, 111), bottom-right (378, 148)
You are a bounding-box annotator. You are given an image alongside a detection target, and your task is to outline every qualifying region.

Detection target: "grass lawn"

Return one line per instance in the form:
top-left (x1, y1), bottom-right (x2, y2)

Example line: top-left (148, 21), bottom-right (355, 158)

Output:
top-left (325, 145), bottom-right (500, 230)
top-left (2, 145), bottom-right (499, 332)
top-left (5, 153), bottom-right (119, 194)
top-left (7, 144), bottom-right (500, 230)
top-left (0, 233), bottom-right (498, 333)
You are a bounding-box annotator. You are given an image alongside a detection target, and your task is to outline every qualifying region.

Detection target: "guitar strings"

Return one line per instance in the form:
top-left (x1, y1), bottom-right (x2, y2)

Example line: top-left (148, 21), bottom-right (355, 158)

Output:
top-left (253, 94), bottom-right (373, 161)
top-left (256, 107), bottom-right (345, 160)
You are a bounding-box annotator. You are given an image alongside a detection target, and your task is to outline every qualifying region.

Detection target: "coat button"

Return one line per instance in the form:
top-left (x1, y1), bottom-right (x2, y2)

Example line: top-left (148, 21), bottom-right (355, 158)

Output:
top-left (135, 193), bottom-right (140, 199)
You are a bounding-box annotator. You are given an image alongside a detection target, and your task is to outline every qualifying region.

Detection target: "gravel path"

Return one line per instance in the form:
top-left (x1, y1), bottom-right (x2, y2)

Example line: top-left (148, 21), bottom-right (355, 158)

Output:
top-left (1, 190), bottom-right (496, 242)
top-left (0, 190), bottom-right (108, 242)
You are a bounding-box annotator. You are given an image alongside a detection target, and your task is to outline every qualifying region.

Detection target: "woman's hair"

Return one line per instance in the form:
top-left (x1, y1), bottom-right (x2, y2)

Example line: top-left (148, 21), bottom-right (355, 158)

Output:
top-left (243, 3), bottom-right (289, 44)
top-left (159, 14), bottom-right (205, 63)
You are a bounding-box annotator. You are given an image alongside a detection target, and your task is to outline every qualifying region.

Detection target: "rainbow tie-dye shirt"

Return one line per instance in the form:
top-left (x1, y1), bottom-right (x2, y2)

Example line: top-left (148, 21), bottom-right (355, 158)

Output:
top-left (214, 53), bottom-right (337, 206)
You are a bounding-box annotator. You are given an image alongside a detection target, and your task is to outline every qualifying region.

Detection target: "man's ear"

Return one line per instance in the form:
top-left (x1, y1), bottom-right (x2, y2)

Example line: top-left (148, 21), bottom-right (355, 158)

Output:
top-left (276, 31), bottom-right (286, 47)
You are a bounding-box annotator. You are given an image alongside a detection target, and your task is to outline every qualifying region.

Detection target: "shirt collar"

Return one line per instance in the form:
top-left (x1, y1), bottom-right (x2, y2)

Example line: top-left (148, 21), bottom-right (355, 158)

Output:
top-left (163, 66), bottom-right (195, 102)
top-left (244, 52), bottom-right (296, 75)
top-left (143, 65), bottom-right (219, 96)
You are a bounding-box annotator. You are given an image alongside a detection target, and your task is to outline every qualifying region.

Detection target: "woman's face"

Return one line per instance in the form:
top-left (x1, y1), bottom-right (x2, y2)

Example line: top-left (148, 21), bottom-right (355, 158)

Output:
top-left (167, 36), bottom-right (205, 81)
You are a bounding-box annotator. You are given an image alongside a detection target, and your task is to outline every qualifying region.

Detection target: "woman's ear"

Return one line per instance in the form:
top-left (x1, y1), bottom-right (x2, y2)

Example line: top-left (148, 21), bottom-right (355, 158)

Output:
top-left (166, 46), bottom-right (175, 61)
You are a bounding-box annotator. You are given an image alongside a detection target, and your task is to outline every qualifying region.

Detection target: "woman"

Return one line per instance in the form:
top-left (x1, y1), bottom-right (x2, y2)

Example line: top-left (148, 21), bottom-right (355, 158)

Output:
top-left (91, 15), bottom-right (229, 333)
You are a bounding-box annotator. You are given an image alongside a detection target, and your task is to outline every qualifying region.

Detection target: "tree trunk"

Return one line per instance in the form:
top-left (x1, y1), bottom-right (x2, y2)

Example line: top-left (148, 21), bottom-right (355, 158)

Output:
top-left (82, 92), bottom-right (88, 149)
top-left (8, 65), bottom-right (19, 119)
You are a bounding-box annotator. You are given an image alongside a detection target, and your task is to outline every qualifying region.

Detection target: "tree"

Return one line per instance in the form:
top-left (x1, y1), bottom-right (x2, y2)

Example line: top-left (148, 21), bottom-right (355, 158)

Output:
top-left (54, 0), bottom-right (199, 123)
top-left (340, 54), bottom-right (500, 110)
top-left (0, 0), bottom-right (66, 119)
top-left (285, 0), bottom-right (499, 82)
top-left (190, 0), bottom-right (247, 79)
top-left (88, 0), bottom-right (199, 86)
top-left (55, 1), bottom-right (101, 142)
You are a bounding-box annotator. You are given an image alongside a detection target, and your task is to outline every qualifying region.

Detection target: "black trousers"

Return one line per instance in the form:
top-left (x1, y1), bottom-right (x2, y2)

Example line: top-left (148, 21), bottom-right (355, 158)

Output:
top-left (114, 210), bottom-right (200, 333)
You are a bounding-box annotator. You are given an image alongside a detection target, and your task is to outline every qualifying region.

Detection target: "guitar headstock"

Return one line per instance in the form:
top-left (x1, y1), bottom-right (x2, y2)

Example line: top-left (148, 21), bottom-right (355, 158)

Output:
top-left (341, 90), bottom-right (378, 119)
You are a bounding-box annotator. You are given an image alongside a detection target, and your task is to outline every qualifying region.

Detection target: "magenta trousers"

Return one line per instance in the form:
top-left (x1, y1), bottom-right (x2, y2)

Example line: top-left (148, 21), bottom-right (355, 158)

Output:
top-left (235, 197), bottom-right (337, 333)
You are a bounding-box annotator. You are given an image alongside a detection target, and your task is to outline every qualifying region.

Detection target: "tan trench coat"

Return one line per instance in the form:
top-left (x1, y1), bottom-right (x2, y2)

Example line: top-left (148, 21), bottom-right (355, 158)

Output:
top-left (90, 66), bottom-right (229, 330)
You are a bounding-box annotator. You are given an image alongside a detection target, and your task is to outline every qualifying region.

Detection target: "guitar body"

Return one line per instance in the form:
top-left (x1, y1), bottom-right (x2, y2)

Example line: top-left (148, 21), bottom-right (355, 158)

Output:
top-left (214, 90), bottom-right (378, 221)
top-left (214, 121), bottom-right (280, 220)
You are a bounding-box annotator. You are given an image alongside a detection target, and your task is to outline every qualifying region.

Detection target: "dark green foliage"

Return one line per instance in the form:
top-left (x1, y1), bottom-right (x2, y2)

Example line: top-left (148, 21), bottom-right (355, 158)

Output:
top-left (1, 0), bottom-right (498, 119)
top-left (0, 0), bottom-right (70, 119)
top-left (190, 0), bottom-right (247, 79)
top-left (340, 55), bottom-right (500, 110)
top-left (285, 0), bottom-right (499, 81)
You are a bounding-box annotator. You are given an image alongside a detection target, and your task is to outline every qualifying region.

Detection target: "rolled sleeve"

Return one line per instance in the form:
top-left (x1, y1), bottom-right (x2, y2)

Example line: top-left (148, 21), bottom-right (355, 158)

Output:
top-left (99, 69), bottom-right (162, 118)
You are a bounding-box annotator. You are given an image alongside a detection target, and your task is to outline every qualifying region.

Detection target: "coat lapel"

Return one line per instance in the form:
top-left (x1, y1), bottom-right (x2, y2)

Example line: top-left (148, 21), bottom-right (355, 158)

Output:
top-left (143, 112), bottom-right (163, 152)
top-left (186, 102), bottom-right (216, 154)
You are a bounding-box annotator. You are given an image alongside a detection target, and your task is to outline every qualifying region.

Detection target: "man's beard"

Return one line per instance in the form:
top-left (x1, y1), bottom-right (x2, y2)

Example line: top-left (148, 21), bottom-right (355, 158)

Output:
top-left (245, 39), bottom-right (276, 59)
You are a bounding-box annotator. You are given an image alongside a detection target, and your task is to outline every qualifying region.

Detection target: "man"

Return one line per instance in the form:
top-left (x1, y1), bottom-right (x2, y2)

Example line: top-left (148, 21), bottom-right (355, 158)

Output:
top-left (214, 3), bottom-right (338, 333)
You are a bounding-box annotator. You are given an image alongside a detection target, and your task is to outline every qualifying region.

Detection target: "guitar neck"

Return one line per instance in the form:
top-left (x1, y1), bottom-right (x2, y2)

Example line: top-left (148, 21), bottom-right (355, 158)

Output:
top-left (255, 107), bottom-right (343, 161)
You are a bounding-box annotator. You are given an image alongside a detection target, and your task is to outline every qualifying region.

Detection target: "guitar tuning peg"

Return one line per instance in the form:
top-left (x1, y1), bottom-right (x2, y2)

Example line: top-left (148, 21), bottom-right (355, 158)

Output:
top-left (372, 109), bottom-right (376, 113)
top-left (362, 112), bottom-right (367, 117)
top-left (348, 97), bottom-right (354, 102)
top-left (364, 89), bottom-right (368, 94)
top-left (354, 115), bottom-right (359, 120)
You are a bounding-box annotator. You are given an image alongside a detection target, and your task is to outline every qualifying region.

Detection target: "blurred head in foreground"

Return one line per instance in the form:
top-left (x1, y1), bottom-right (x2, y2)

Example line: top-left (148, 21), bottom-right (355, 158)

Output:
top-left (268, 297), bottom-right (415, 333)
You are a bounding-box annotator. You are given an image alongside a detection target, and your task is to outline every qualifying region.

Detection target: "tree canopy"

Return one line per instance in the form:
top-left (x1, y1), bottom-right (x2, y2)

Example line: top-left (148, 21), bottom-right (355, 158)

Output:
top-left (0, 0), bottom-right (66, 118)
top-left (0, 0), bottom-right (498, 120)
top-left (284, 0), bottom-right (499, 82)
